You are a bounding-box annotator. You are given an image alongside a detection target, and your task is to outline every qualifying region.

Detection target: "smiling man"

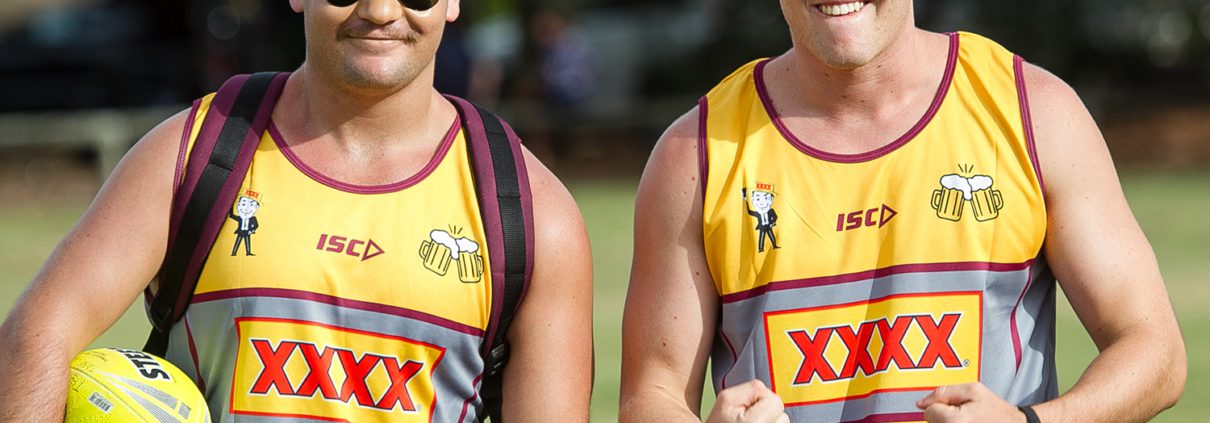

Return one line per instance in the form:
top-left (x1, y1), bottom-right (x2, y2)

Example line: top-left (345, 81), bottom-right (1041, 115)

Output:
top-left (0, 0), bottom-right (592, 421)
top-left (621, 1), bottom-right (1185, 422)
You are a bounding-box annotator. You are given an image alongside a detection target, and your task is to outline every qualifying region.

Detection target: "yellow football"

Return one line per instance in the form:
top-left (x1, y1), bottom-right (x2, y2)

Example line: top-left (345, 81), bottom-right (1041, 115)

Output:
top-left (65, 348), bottom-right (211, 422)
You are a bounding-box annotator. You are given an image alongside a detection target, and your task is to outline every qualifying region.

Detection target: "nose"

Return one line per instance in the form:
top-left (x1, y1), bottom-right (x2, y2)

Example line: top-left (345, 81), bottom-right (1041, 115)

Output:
top-left (356, 0), bottom-right (404, 25)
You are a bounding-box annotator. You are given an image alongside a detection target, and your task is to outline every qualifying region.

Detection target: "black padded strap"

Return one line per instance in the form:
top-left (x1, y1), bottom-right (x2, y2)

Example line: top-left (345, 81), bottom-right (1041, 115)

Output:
top-left (474, 102), bottom-right (527, 367)
top-left (144, 72), bottom-right (279, 356)
top-left (453, 99), bottom-right (530, 423)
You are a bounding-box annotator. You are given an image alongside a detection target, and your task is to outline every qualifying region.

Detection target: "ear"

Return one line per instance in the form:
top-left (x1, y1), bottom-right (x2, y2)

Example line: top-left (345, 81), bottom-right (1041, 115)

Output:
top-left (289, 0), bottom-right (304, 13)
top-left (445, 0), bottom-right (460, 22)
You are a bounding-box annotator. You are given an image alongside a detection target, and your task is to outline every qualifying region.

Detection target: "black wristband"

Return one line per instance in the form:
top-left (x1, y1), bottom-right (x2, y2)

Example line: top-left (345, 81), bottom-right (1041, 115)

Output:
top-left (1018, 405), bottom-right (1041, 423)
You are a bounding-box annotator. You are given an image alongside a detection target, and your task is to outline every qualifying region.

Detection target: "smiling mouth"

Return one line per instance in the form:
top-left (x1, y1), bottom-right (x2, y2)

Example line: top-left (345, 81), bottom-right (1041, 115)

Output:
top-left (817, 1), bottom-right (868, 17)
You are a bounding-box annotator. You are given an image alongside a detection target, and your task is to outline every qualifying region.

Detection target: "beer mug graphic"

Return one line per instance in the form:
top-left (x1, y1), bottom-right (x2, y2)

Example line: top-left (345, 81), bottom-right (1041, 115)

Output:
top-left (931, 187), bottom-right (965, 221)
top-left (420, 229), bottom-right (485, 283)
top-left (457, 251), bottom-right (484, 283)
top-left (419, 240), bottom-right (453, 275)
top-left (970, 188), bottom-right (1004, 221)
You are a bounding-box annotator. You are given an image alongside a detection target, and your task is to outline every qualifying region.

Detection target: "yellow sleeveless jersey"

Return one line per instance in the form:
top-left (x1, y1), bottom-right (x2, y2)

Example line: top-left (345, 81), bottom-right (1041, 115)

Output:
top-left (163, 93), bottom-right (494, 422)
top-left (700, 32), bottom-right (1056, 421)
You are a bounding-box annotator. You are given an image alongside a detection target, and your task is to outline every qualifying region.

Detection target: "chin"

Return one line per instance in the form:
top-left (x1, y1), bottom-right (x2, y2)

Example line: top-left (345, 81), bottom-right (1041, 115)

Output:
top-left (810, 43), bottom-right (879, 70)
top-left (339, 61), bottom-right (418, 90)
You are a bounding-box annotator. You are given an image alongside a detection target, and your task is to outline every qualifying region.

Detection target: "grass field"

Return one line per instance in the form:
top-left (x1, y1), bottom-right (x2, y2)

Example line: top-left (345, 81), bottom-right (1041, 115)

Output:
top-left (1, 169), bottom-right (1205, 421)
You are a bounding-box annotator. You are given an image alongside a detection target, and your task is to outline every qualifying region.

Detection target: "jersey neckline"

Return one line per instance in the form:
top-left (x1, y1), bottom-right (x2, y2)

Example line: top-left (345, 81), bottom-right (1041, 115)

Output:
top-left (754, 32), bottom-right (959, 163)
top-left (268, 114), bottom-right (461, 194)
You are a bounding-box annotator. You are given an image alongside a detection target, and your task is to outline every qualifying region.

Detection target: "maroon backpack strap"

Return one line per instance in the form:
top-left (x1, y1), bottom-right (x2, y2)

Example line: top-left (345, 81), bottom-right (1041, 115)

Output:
top-left (446, 95), bottom-right (535, 422)
top-left (144, 72), bottom-right (289, 356)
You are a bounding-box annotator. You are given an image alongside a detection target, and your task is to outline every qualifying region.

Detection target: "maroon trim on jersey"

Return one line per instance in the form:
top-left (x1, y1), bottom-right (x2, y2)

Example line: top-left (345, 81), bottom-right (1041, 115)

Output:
top-left (755, 32), bottom-right (959, 163)
top-left (269, 116), bottom-right (460, 194)
top-left (697, 96), bottom-right (709, 198)
top-left (1010, 256), bottom-right (1043, 369)
top-left (184, 316), bottom-right (207, 393)
top-left (191, 288), bottom-right (486, 337)
top-left (720, 260), bottom-right (1034, 304)
top-left (1014, 55), bottom-right (1047, 194)
top-left (843, 412), bottom-right (927, 423)
top-left (718, 328), bottom-right (738, 388)
top-left (173, 99), bottom-right (201, 193)
top-left (458, 373), bottom-right (484, 421)
top-left (1010, 265), bottom-right (1031, 369)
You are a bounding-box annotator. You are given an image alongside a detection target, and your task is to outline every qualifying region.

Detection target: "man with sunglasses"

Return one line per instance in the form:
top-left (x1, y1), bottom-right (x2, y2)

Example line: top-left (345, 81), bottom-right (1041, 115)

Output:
top-left (0, 0), bottom-right (592, 421)
top-left (622, 1), bottom-right (1184, 422)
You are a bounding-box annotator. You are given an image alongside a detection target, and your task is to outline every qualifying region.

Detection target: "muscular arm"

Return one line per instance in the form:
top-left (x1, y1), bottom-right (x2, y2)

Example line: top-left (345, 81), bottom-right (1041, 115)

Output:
top-left (0, 110), bottom-right (188, 421)
top-left (499, 147), bottom-right (594, 421)
top-left (1025, 63), bottom-right (1185, 421)
top-left (619, 108), bottom-right (720, 421)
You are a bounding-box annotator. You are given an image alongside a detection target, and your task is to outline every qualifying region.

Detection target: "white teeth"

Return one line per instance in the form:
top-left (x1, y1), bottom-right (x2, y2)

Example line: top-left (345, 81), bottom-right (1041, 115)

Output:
top-left (818, 1), bottom-right (866, 17)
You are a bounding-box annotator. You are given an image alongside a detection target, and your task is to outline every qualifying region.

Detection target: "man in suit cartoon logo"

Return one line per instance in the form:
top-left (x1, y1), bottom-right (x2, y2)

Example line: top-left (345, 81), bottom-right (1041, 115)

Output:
top-left (743, 182), bottom-right (780, 252)
top-left (230, 190), bottom-right (261, 256)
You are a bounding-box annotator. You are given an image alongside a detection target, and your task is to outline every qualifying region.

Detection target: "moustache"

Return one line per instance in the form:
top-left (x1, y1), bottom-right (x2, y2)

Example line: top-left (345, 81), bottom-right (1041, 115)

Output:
top-left (336, 21), bottom-right (420, 43)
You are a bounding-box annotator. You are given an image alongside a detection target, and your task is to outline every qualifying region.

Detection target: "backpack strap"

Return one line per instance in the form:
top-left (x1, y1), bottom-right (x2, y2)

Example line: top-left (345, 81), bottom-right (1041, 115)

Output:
top-left (144, 72), bottom-right (289, 356)
top-left (447, 96), bottom-right (535, 422)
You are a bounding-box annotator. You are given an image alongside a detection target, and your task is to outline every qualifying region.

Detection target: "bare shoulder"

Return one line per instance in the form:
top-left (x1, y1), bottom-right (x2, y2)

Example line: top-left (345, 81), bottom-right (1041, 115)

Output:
top-left (1019, 62), bottom-right (1100, 149)
top-left (124, 106), bottom-right (195, 175)
top-left (515, 145), bottom-right (591, 281)
top-left (1019, 61), bottom-right (1113, 198)
top-left (519, 146), bottom-right (585, 239)
top-left (80, 105), bottom-right (194, 269)
top-left (650, 106), bottom-right (701, 169)
top-left (638, 105), bottom-right (701, 202)
top-left (86, 105), bottom-right (194, 210)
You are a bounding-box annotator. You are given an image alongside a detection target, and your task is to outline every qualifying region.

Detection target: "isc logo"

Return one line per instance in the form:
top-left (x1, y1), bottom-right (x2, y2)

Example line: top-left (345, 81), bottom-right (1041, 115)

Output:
top-left (316, 233), bottom-right (385, 262)
top-left (836, 204), bottom-right (897, 232)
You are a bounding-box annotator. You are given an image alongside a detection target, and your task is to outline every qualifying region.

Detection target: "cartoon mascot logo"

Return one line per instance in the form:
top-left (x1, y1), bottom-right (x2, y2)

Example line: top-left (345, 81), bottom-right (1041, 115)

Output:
top-left (743, 182), bottom-right (780, 253)
top-left (230, 190), bottom-right (262, 256)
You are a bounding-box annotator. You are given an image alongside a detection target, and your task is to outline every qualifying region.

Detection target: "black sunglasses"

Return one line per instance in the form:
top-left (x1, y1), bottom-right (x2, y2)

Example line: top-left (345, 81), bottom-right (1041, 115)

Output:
top-left (326, 0), bottom-right (439, 11)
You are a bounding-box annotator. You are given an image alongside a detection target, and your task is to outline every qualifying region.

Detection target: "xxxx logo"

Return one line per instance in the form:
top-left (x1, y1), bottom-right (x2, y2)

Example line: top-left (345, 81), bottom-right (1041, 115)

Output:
top-left (248, 340), bottom-right (425, 411)
top-left (763, 292), bottom-right (982, 406)
top-left (232, 318), bottom-right (446, 421)
top-left (786, 313), bottom-right (964, 385)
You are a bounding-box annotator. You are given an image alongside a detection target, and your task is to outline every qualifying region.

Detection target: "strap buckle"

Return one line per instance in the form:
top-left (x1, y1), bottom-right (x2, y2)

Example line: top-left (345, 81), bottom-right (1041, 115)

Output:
top-left (485, 343), bottom-right (511, 377)
top-left (147, 299), bottom-right (173, 332)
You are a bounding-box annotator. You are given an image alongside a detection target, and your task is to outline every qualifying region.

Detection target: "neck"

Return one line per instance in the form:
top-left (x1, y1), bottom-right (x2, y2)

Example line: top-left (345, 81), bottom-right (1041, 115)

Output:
top-left (276, 62), bottom-right (452, 151)
top-left (772, 29), bottom-right (947, 120)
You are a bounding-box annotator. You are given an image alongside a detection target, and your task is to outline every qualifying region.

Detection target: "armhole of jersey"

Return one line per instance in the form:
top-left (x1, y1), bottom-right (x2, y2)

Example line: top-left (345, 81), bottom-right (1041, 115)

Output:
top-left (697, 96), bottom-right (709, 203)
top-left (1014, 54), bottom-right (1047, 196)
top-left (174, 99), bottom-right (202, 193)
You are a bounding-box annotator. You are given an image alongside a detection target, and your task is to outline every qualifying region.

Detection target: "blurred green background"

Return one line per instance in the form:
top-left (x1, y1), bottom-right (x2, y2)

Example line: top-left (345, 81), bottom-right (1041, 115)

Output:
top-left (2, 0), bottom-right (1209, 421)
